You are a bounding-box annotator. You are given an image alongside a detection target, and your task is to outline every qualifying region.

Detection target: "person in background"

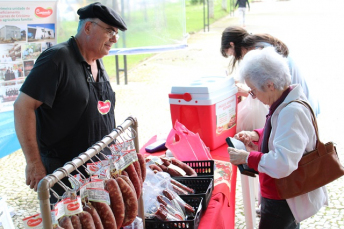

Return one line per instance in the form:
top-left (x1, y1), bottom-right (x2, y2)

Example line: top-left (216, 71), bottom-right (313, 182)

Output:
top-left (228, 47), bottom-right (328, 229)
top-left (14, 2), bottom-right (126, 201)
top-left (235, 0), bottom-right (250, 27)
top-left (220, 26), bottom-right (320, 117)
top-left (6, 54), bottom-right (12, 62)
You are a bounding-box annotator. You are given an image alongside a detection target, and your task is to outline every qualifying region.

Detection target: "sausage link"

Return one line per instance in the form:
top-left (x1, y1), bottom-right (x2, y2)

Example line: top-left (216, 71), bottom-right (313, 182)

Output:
top-left (158, 164), bottom-right (168, 172)
top-left (149, 164), bottom-right (162, 172)
top-left (125, 163), bottom-right (142, 199)
top-left (116, 177), bottom-right (138, 226)
top-left (119, 174), bottom-right (136, 194)
top-left (160, 157), bottom-right (171, 167)
top-left (171, 179), bottom-right (195, 194)
top-left (91, 201), bottom-right (117, 229)
top-left (137, 153), bottom-right (146, 182)
top-left (83, 202), bottom-right (104, 229)
top-left (167, 167), bottom-right (182, 177)
top-left (79, 211), bottom-right (96, 229)
top-left (71, 215), bottom-right (82, 229)
top-left (171, 158), bottom-right (197, 176)
top-left (172, 184), bottom-right (189, 195)
top-left (133, 160), bottom-right (143, 186)
top-left (157, 195), bottom-right (167, 206)
top-left (58, 216), bottom-right (73, 229)
top-left (105, 178), bottom-right (125, 229)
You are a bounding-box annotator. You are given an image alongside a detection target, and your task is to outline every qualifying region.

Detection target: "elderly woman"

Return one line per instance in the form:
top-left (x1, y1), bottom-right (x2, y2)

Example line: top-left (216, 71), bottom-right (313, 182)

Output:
top-left (228, 47), bottom-right (328, 228)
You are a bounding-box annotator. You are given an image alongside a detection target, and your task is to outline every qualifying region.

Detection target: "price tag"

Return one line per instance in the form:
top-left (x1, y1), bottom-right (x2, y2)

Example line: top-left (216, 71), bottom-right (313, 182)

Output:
top-left (63, 196), bottom-right (83, 216)
top-left (87, 188), bottom-right (111, 205)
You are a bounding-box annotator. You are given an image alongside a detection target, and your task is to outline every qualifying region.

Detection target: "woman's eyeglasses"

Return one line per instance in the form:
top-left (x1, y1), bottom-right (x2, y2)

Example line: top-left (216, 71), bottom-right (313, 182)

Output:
top-left (248, 89), bottom-right (255, 97)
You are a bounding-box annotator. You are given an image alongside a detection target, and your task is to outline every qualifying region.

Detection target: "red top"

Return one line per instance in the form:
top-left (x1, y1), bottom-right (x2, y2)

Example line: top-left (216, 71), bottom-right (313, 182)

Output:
top-left (248, 128), bottom-right (281, 199)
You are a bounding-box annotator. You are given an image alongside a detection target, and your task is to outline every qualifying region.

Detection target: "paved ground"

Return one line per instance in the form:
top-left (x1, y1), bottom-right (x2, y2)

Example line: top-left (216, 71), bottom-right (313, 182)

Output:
top-left (1, 0), bottom-right (344, 228)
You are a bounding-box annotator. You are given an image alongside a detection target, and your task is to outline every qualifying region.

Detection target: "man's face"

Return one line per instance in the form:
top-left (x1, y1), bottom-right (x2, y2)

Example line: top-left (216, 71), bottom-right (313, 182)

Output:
top-left (87, 20), bottom-right (119, 58)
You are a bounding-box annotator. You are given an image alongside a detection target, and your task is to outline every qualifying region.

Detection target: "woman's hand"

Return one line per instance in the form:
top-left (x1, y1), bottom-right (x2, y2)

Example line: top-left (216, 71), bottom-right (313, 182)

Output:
top-left (234, 130), bottom-right (259, 144)
top-left (236, 82), bottom-right (250, 97)
top-left (228, 147), bottom-right (249, 165)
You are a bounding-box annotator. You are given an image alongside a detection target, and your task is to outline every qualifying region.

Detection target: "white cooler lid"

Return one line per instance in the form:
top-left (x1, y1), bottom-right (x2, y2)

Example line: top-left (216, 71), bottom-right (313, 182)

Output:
top-left (169, 76), bottom-right (238, 105)
top-left (171, 76), bottom-right (235, 94)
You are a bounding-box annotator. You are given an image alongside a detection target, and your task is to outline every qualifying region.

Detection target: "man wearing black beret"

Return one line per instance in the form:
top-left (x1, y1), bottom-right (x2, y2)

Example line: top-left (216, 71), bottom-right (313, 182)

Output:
top-left (14, 2), bottom-right (126, 201)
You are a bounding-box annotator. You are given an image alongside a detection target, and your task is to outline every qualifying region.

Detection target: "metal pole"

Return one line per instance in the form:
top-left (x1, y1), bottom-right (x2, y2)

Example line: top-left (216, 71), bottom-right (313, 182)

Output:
top-left (124, 55), bottom-right (128, 85)
top-left (203, 0), bottom-right (205, 32)
top-left (127, 117), bottom-right (145, 228)
top-left (38, 117), bottom-right (138, 228)
top-left (116, 55), bottom-right (120, 85)
top-left (207, 0), bottom-right (209, 31)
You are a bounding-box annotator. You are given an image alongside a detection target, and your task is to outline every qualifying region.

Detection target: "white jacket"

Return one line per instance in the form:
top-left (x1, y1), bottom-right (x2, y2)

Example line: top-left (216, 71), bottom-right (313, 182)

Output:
top-left (258, 84), bottom-right (328, 222)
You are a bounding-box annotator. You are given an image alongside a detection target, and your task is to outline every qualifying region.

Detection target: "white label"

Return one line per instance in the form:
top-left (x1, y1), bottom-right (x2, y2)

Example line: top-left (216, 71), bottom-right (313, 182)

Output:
top-left (215, 95), bottom-right (237, 135)
top-left (63, 196), bottom-right (83, 216)
top-left (53, 200), bottom-right (65, 221)
top-left (87, 188), bottom-right (111, 205)
top-left (114, 149), bottom-right (138, 171)
top-left (23, 214), bottom-right (43, 229)
top-left (147, 155), bottom-right (163, 165)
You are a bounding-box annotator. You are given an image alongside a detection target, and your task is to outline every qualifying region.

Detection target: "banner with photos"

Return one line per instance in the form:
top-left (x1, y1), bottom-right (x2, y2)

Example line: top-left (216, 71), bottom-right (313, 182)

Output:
top-left (0, 1), bottom-right (57, 158)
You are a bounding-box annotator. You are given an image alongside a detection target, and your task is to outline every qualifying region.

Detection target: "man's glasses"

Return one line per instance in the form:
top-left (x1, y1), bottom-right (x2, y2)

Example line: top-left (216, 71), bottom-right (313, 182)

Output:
top-left (91, 21), bottom-right (119, 40)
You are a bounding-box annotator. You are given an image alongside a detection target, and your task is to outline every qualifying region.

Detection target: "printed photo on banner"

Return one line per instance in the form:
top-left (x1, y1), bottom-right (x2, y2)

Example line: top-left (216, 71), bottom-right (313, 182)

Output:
top-left (27, 23), bottom-right (55, 42)
top-left (0, 61), bottom-right (24, 81)
top-left (42, 41), bottom-right (55, 52)
top-left (0, 61), bottom-right (24, 105)
top-left (23, 60), bottom-right (34, 77)
top-left (22, 43), bottom-right (42, 60)
top-left (0, 43), bottom-right (22, 62)
top-left (0, 24), bottom-right (27, 44)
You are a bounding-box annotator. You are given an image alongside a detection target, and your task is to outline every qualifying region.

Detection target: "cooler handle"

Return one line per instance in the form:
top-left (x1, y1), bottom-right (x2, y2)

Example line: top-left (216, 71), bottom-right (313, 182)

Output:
top-left (168, 93), bottom-right (192, 102)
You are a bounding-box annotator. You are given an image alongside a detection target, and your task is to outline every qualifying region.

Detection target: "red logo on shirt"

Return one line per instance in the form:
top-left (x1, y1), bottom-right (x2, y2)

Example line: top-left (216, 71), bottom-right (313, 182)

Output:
top-left (98, 100), bottom-right (111, 115)
top-left (35, 7), bottom-right (53, 18)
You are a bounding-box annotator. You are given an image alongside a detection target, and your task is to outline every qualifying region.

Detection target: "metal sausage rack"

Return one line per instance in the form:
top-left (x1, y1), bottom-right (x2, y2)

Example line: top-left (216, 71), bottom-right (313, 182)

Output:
top-left (37, 116), bottom-right (145, 228)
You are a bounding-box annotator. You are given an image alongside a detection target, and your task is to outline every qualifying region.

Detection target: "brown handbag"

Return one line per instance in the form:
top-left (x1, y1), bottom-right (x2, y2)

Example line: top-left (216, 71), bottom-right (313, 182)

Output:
top-left (275, 100), bottom-right (344, 199)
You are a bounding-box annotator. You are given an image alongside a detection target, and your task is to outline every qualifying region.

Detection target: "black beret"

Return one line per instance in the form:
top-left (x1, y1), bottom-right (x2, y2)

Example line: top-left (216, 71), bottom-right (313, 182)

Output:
top-left (77, 2), bottom-right (127, 31)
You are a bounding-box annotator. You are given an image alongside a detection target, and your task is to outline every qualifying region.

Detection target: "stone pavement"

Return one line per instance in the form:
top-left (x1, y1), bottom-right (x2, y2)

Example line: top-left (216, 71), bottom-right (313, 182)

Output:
top-left (1, 0), bottom-right (344, 228)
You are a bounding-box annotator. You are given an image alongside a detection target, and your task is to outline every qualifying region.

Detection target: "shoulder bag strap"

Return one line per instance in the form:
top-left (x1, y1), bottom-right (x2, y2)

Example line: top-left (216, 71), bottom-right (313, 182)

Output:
top-left (286, 99), bottom-right (320, 149)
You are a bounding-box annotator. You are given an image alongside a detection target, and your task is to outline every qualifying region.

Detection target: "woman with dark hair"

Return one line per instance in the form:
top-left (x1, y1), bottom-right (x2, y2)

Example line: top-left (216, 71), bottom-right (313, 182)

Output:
top-left (220, 26), bottom-right (319, 117)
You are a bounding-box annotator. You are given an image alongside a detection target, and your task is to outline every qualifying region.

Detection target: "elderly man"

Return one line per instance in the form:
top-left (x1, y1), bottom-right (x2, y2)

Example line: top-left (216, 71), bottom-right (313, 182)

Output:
top-left (14, 2), bottom-right (126, 198)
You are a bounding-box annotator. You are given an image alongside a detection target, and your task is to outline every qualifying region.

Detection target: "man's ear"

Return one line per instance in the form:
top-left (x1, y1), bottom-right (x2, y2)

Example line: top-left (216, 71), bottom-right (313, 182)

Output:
top-left (230, 42), bottom-right (235, 48)
top-left (84, 21), bottom-right (93, 34)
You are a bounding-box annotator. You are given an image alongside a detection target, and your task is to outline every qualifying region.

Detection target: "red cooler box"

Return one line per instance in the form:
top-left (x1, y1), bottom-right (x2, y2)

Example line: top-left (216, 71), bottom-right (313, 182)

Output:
top-left (169, 76), bottom-right (238, 150)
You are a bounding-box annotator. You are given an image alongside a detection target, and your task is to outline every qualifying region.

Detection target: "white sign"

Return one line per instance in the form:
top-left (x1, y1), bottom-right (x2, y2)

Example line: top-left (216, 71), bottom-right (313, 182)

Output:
top-left (0, 1), bottom-right (57, 112)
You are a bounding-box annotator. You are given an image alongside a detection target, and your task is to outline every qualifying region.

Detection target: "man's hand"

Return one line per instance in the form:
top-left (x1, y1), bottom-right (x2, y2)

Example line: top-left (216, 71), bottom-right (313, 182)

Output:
top-left (25, 160), bottom-right (46, 191)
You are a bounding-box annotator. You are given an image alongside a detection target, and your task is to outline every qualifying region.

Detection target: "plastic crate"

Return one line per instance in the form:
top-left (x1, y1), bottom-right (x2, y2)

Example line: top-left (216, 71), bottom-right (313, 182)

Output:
top-left (145, 196), bottom-right (203, 229)
top-left (173, 177), bottom-right (213, 210)
top-left (182, 160), bottom-right (215, 179)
